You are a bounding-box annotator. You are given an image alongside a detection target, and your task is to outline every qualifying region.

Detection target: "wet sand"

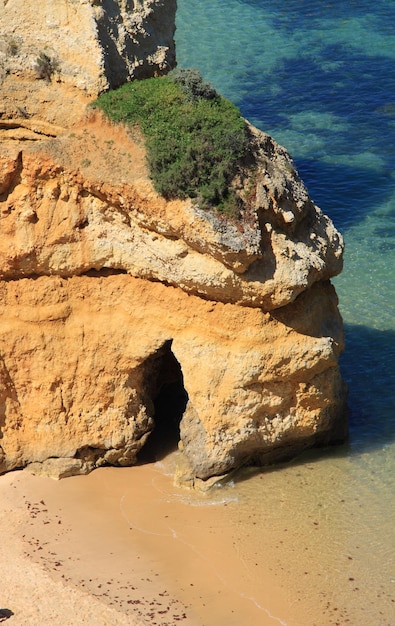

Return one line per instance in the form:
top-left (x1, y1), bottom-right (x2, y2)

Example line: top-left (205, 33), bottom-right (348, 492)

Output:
top-left (2, 450), bottom-right (392, 626)
top-left (0, 454), bottom-right (293, 626)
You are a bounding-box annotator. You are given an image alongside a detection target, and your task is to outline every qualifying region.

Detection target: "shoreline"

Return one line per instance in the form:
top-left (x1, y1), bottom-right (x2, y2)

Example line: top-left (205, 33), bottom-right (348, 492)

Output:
top-left (0, 458), bottom-right (292, 626)
top-left (3, 449), bottom-right (391, 626)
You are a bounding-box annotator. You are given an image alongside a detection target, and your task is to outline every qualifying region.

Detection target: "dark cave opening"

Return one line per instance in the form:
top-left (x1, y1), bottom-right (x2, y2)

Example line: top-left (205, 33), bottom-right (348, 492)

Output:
top-left (138, 341), bottom-right (188, 464)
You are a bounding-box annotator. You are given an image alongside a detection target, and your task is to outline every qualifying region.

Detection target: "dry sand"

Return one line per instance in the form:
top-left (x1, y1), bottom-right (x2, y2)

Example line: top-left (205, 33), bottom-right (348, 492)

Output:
top-left (0, 472), bottom-right (138, 626)
top-left (0, 453), bottom-right (294, 626)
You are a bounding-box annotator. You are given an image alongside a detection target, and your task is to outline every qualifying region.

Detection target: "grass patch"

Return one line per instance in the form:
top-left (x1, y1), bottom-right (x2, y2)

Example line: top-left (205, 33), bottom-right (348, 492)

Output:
top-left (92, 70), bottom-right (248, 213)
top-left (34, 52), bottom-right (59, 81)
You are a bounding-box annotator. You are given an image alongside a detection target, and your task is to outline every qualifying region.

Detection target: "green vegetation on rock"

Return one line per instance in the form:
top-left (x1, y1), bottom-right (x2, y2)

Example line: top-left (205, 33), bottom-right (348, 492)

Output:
top-left (92, 69), bottom-right (248, 212)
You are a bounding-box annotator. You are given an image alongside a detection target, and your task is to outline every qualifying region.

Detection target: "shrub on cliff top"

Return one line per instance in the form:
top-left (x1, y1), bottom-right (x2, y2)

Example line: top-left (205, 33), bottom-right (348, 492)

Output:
top-left (92, 70), bottom-right (247, 212)
top-left (168, 67), bottom-right (218, 101)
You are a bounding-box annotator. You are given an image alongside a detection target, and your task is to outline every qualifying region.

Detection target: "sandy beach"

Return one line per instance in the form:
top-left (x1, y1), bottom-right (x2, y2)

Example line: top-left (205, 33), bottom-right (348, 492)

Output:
top-left (2, 449), bottom-right (392, 626)
top-left (0, 454), bottom-right (297, 626)
top-left (0, 471), bottom-right (140, 626)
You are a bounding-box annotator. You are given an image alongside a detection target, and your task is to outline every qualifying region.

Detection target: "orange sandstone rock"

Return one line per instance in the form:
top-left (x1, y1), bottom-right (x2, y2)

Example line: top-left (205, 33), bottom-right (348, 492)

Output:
top-left (0, 275), bottom-right (347, 480)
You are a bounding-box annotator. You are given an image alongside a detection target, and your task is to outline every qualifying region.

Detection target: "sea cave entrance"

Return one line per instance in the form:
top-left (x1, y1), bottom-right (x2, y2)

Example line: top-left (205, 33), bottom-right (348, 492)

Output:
top-left (138, 340), bottom-right (188, 464)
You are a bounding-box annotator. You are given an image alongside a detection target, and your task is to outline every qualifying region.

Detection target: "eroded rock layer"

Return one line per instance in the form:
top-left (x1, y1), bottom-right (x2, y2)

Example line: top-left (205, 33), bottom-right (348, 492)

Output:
top-left (0, 119), bottom-right (343, 311)
top-left (0, 274), bottom-right (347, 481)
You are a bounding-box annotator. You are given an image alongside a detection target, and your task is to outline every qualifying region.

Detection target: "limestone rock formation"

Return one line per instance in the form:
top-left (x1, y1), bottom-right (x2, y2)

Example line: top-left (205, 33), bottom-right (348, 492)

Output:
top-left (0, 0), bottom-right (176, 95)
top-left (0, 2), bottom-right (348, 483)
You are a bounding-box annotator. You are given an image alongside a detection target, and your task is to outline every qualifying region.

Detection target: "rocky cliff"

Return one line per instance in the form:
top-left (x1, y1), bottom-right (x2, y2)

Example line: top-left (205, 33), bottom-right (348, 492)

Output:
top-left (0, 0), bottom-right (176, 95)
top-left (0, 1), bottom-right (348, 483)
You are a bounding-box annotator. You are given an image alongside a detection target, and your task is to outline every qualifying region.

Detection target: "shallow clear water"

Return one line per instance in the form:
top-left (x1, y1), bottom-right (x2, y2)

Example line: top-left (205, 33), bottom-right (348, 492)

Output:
top-left (175, 1), bottom-right (395, 623)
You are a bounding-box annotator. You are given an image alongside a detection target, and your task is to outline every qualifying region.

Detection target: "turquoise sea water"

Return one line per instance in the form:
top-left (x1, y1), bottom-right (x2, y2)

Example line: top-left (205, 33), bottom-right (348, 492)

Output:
top-left (175, 1), bottom-right (395, 624)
